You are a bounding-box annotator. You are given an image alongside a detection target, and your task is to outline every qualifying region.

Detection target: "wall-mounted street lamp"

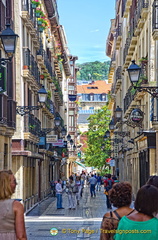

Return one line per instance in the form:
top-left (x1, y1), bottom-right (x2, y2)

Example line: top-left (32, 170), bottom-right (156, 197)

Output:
top-left (109, 118), bottom-right (115, 130)
top-left (0, 24), bottom-right (18, 93)
top-left (70, 139), bottom-right (74, 146)
top-left (0, 24), bottom-right (19, 64)
top-left (67, 134), bottom-right (71, 141)
top-left (127, 60), bottom-right (158, 98)
top-left (61, 126), bottom-right (67, 137)
top-left (115, 106), bottom-right (123, 120)
top-left (16, 86), bottom-right (47, 116)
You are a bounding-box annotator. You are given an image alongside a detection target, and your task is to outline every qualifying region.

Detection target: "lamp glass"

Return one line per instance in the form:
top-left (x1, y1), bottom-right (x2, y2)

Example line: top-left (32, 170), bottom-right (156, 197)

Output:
top-left (54, 116), bottom-right (61, 126)
top-left (38, 86), bottom-right (47, 103)
top-left (61, 127), bottom-right (67, 136)
top-left (109, 119), bottom-right (115, 130)
top-left (67, 134), bottom-right (71, 141)
top-left (105, 130), bottom-right (110, 138)
top-left (115, 106), bottom-right (122, 119)
top-left (127, 60), bottom-right (141, 84)
top-left (70, 139), bottom-right (73, 145)
top-left (0, 24), bottom-right (18, 55)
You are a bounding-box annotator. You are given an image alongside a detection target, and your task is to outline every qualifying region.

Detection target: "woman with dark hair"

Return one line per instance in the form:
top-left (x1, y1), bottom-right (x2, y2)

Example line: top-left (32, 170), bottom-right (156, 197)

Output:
top-left (114, 185), bottom-right (158, 240)
top-left (100, 182), bottom-right (134, 240)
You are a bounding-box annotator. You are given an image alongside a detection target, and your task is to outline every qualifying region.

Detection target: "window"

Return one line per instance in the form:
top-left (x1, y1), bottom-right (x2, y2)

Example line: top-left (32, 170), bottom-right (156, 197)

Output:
top-left (90, 94), bottom-right (94, 101)
top-left (102, 94), bottom-right (106, 101)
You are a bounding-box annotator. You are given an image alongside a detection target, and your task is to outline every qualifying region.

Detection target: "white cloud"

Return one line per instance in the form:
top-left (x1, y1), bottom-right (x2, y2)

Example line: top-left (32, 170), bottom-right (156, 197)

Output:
top-left (90, 29), bottom-right (99, 33)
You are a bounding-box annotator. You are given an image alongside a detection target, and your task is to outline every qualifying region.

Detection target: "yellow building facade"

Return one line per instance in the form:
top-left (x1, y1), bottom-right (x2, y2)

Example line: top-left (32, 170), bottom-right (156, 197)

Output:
top-left (107, 0), bottom-right (158, 196)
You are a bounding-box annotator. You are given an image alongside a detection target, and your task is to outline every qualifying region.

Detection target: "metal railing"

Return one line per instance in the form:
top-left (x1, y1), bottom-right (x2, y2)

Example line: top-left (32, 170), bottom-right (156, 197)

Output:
top-left (24, 114), bottom-right (41, 136)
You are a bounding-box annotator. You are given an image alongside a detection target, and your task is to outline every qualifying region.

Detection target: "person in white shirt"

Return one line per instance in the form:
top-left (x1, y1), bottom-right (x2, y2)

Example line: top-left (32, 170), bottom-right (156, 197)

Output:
top-left (55, 179), bottom-right (64, 209)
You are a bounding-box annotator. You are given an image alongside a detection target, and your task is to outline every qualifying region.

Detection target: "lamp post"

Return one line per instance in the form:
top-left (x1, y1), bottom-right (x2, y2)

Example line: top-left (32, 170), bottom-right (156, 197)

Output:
top-left (16, 86), bottom-right (48, 116)
top-left (127, 60), bottom-right (158, 98)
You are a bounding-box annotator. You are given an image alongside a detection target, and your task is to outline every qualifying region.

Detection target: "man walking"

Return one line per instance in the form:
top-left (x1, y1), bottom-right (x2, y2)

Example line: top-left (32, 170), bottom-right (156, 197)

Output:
top-left (96, 174), bottom-right (102, 191)
top-left (55, 179), bottom-right (64, 209)
top-left (89, 174), bottom-right (97, 197)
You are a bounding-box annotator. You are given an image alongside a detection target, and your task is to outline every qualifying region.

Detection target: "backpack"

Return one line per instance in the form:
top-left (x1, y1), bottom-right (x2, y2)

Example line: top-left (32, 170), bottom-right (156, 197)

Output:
top-left (105, 179), bottom-right (113, 192)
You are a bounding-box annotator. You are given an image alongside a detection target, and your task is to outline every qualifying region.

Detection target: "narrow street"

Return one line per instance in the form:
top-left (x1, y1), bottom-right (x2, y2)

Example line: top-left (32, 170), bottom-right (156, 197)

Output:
top-left (25, 185), bottom-right (107, 239)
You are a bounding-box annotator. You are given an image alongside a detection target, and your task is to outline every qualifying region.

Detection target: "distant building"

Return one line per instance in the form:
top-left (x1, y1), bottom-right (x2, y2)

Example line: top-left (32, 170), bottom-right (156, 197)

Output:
top-left (77, 80), bottom-right (111, 132)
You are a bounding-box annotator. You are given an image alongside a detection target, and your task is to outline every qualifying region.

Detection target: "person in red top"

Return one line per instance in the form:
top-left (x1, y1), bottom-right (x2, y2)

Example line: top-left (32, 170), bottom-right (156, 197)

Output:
top-left (104, 174), bottom-right (114, 209)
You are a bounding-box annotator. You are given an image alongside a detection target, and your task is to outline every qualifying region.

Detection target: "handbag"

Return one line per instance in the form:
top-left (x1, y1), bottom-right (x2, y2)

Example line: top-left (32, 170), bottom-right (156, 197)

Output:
top-left (72, 185), bottom-right (79, 193)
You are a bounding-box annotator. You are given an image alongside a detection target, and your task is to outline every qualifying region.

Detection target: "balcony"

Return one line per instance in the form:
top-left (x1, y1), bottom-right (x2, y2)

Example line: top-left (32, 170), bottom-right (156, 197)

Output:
top-left (114, 66), bottom-right (122, 92)
top-left (134, 0), bottom-right (149, 36)
top-left (22, 0), bottom-right (37, 34)
top-left (37, 45), bottom-right (53, 82)
top-left (124, 86), bottom-right (136, 114)
top-left (24, 114), bottom-right (41, 141)
top-left (123, 37), bottom-right (131, 67)
top-left (0, 94), bottom-right (16, 131)
top-left (23, 47), bottom-right (40, 87)
top-left (123, 0), bottom-right (132, 18)
top-left (115, 24), bottom-right (122, 50)
top-left (152, 0), bottom-right (158, 40)
top-left (42, 99), bottom-right (56, 119)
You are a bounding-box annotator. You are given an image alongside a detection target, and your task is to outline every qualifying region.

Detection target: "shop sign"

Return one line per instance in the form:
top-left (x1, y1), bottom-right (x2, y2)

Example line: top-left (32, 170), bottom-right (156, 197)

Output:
top-left (46, 135), bottom-right (58, 143)
top-left (130, 108), bottom-right (144, 123)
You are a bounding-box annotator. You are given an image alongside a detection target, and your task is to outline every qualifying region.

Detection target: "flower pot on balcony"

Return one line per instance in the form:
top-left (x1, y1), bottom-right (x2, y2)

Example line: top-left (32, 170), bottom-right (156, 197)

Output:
top-left (38, 20), bottom-right (42, 25)
top-left (68, 94), bottom-right (77, 101)
top-left (23, 65), bottom-right (28, 70)
top-left (32, 3), bottom-right (36, 9)
top-left (40, 74), bottom-right (44, 80)
top-left (35, 12), bottom-right (41, 17)
top-left (38, 27), bottom-right (44, 32)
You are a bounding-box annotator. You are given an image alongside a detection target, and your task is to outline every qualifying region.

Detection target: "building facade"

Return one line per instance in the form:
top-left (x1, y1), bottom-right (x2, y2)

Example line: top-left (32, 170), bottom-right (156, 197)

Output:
top-left (106, 0), bottom-right (158, 196)
top-left (0, 0), bottom-right (78, 211)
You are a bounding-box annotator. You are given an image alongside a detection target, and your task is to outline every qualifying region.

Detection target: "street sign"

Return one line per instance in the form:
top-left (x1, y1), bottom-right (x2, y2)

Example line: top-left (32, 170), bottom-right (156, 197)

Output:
top-left (46, 135), bottom-right (58, 143)
top-left (110, 159), bottom-right (115, 167)
top-left (0, 66), bottom-right (6, 92)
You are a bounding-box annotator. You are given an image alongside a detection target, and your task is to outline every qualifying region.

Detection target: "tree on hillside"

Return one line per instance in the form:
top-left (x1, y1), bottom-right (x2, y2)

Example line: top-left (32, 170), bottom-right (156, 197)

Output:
top-left (83, 105), bottom-right (111, 170)
top-left (76, 61), bottom-right (110, 80)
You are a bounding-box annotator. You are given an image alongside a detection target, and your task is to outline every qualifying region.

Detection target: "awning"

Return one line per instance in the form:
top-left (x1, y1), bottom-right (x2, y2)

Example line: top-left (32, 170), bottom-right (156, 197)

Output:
top-left (74, 161), bottom-right (86, 169)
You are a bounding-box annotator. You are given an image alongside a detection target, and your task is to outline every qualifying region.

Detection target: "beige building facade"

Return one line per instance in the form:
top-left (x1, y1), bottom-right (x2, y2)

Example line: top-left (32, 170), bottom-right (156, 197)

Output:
top-left (106, 0), bottom-right (158, 196)
top-left (0, 0), bottom-right (78, 211)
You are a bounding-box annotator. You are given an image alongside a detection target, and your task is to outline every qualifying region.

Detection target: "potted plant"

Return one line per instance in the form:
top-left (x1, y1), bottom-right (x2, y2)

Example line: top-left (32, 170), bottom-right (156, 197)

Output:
top-left (31, 0), bottom-right (40, 9)
top-left (40, 74), bottom-right (44, 80)
top-left (35, 8), bottom-right (42, 17)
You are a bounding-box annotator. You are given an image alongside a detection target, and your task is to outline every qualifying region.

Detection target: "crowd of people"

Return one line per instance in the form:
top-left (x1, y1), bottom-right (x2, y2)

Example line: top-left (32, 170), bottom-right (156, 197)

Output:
top-left (1, 168), bottom-right (158, 239)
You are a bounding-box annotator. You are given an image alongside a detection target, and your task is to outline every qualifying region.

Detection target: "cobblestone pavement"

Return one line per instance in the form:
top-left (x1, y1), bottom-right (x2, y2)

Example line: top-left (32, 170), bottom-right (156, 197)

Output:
top-left (25, 185), bottom-right (108, 240)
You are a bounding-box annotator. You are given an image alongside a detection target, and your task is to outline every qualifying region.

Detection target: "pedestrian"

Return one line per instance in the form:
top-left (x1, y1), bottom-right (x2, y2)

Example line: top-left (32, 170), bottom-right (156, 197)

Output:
top-left (146, 175), bottom-right (158, 218)
top-left (96, 174), bottom-right (102, 191)
top-left (50, 180), bottom-right (56, 197)
top-left (89, 174), bottom-right (97, 197)
top-left (75, 176), bottom-right (82, 205)
top-left (104, 174), bottom-right (114, 209)
top-left (66, 176), bottom-right (78, 210)
top-left (0, 170), bottom-right (27, 240)
top-left (100, 181), bottom-right (134, 240)
top-left (114, 184), bottom-right (158, 240)
top-left (55, 179), bottom-right (64, 209)
top-left (146, 175), bottom-right (158, 188)
top-left (81, 171), bottom-right (86, 186)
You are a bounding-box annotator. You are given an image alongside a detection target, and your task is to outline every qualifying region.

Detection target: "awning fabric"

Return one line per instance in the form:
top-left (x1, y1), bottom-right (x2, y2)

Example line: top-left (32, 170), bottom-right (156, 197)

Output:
top-left (74, 161), bottom-right (86, 169)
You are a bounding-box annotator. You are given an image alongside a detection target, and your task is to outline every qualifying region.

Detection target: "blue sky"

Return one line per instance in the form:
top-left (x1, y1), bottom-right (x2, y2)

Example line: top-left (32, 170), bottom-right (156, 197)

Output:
top-left (57, 0), bottom-right (115, 64)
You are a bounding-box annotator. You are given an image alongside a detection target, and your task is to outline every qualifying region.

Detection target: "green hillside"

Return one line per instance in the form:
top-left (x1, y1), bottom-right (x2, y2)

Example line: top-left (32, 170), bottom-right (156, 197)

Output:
top-left (76, 61), bottom-right (110, 81)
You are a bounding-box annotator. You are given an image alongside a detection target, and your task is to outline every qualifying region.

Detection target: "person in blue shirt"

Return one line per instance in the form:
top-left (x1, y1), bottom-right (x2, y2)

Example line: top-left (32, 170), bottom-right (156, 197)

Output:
top-left (96, 174), bottom-right (102, 191)
top-left (89, 174), bottom-right (97, 197)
